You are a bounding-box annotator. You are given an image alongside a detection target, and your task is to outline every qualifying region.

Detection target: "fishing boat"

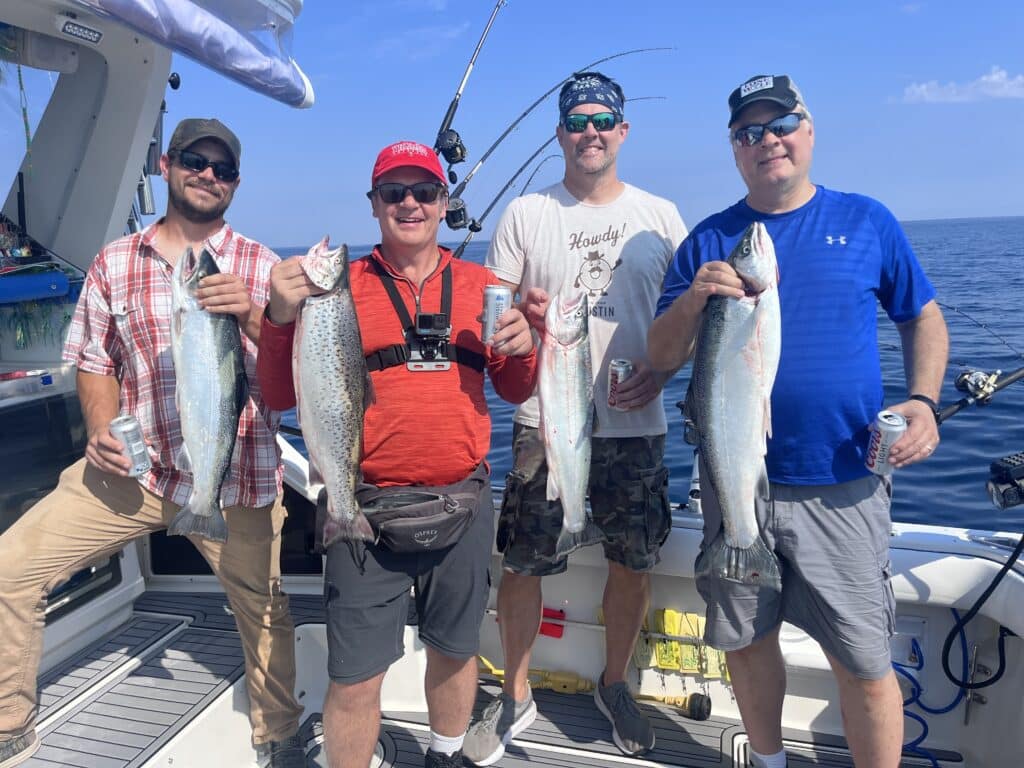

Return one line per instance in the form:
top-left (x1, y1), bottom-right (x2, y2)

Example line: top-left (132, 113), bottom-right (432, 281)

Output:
top-left (2, 2), bottom-right (1023, 767)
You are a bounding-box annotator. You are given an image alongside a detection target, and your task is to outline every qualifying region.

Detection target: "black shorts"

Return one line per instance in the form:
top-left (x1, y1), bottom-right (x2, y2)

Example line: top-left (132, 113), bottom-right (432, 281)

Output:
top-left (323, 477), bottom-right (494, 684)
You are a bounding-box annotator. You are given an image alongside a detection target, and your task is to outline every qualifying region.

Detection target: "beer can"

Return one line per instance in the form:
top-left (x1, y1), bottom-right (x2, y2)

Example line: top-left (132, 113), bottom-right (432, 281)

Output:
top-left (482, 285), bottom-right (512, 342)
top-left (109, 414), bottom-right (152, 477)
top-left (865, 410), bottom-right (907, 475)
top-left (608, 358), bottom-right (634, 411)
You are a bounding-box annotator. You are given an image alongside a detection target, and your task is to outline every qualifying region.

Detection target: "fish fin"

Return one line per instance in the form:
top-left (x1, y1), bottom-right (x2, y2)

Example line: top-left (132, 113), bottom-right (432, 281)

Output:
top-left (545, 471), bottom-right (560, 502)
top-left (166, 501), bottom-right (228, 543)
top-left (553, 518), bottom-right (603, 560)
top-left (175, 443), bottom-right (192, 473)
top-left (756, 463), bottom-right (770, 501)
top-left (697, 534), bottom-right (781, 591)
top-left (308, 462), bottom-right (324, 488)
top-left (364, 370), bottom-right (376, 409)
top-left (763, 391), bottom-right (773, 441)
top-left (321, 511), bottom-right (375, 550)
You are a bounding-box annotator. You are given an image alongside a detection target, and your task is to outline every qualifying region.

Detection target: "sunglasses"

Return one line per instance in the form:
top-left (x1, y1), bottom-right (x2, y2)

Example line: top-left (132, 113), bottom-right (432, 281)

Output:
top-left (173, 150), bottom-right (239, 182)
top-left (368, 182), bottom-right (446, 205)
top-left (731, 112), bottom-right (806, 147)
top-left (562, 112), bottom-right (619, 133)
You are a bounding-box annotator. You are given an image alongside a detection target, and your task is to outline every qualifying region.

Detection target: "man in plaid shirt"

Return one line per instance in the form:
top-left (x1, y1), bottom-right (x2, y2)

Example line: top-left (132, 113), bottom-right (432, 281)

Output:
top-left (0, 118), bottom-right (305, 768)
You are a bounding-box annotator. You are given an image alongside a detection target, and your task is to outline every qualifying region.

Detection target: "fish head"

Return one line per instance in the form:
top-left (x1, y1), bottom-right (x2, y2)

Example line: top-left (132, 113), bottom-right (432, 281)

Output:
top-left (544, 289), bottom-right (590, 346)
top-left (299, 236), bottom-right (350, 292)
top-left (172, 246), bottom-right (221, 299)
top-left (728, 222), bottom-right (778, 295)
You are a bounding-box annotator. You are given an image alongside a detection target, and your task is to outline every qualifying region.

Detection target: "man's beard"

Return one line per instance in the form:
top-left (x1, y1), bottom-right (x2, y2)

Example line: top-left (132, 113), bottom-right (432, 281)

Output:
top-left (168, 181), bottom-right (231, 224)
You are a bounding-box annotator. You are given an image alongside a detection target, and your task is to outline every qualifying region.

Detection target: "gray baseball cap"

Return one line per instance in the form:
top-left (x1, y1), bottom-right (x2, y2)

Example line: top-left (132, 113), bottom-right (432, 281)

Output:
top-left (728, 75), bottom-right (806, 125)
top-left (167, 118), bottom-right (241, 167)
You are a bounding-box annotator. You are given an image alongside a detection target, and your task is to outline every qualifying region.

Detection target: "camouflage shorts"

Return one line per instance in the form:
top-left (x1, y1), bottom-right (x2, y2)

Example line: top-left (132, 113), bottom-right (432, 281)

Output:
top-left (496, 424), bottom-right (672, 576)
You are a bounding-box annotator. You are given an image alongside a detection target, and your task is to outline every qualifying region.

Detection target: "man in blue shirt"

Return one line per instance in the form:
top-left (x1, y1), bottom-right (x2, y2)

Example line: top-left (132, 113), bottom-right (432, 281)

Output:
top-left (648, 75), bottom-right (949, 768)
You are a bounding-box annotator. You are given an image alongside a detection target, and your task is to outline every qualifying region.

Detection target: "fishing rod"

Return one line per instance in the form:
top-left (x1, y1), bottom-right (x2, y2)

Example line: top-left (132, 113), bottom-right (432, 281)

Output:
top-left (937, 301), bottom-right (1024, 360)
top-left (445, 46), bottom-right (672, 232)
top-left (433, 0), bottom-right (508, 184)
top-left (450, 95), bottom-right (667, 257)
top-left (452, 136), bottom-right (556, 259)
top-left (519, 153), bottom-right (561, 196)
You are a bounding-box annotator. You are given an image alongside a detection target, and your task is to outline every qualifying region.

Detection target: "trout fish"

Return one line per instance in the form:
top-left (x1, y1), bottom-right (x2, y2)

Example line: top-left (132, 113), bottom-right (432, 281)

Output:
top-left (168, 247), bottom-right (247, 542)
top-left (293, 237), bottom-right (374, 547)
top-left (692, 222), bottom-right (783, 589)
top-left (538, 289), bottom-right (599, 559)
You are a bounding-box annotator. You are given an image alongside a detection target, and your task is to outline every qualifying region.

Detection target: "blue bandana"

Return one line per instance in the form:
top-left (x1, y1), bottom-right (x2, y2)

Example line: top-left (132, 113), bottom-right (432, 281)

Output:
top-left (558, 74), bottom-right (624, 121)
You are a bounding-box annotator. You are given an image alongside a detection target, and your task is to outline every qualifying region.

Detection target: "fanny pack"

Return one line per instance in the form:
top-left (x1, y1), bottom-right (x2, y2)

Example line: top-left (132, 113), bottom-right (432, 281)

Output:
top-left (357, 463), bottom-right (488, 552)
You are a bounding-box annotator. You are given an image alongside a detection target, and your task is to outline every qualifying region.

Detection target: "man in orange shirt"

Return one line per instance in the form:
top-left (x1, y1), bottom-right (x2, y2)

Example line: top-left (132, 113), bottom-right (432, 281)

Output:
top-left (256, 141), bottom-right (536, 768)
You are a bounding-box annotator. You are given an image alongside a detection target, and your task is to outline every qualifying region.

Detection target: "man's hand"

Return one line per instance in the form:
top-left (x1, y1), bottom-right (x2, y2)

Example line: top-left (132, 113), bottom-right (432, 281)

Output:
top-left (85, 424), bottom-right (133, 476)
top-left (267, 259), bottom-right (326, 325)
top-left (686, 261), bottom-right (746, 309)
top-left (885, 398), bottom-right (940, 469)
top-left (518, 287), bottom-right (551, 334)
top-left (609, 360), bottom-right (667, 411)
top-left (489, 307), bottom-right (534, 357)
top-left (198, 272), bottom-right (252, 323)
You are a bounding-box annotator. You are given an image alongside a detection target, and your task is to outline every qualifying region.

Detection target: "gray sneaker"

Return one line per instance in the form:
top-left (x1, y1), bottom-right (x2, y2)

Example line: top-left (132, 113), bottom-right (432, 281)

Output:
top-left (463, 690), bottom-right (537, 766)
top-left (593, 677), bottom-right (655, 756)
top-left (0, 730), bottom-right (39, 768)
top-left (258, 734), bottom-right (306, 768)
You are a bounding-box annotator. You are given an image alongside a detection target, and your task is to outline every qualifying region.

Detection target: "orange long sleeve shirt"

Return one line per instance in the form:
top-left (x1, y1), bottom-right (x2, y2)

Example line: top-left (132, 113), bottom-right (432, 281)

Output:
top-left (258, 246), bottom-right (537, 486)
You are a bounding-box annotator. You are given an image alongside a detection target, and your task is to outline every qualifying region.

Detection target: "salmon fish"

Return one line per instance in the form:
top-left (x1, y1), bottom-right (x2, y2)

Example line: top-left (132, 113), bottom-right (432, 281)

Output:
top-left (168, 247), bottom-right (247, 542)
top-left (293, 237), bottom-right (374, 547)
top-left (692, 222), bottom-right (782, 589)
top-left (538, 289), bottom-right (599, 559)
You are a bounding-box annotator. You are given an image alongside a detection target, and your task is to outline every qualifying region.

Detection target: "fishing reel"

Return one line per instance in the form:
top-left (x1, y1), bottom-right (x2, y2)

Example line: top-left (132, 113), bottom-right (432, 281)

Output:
top-left (444, 197), bottom-right (482, 232)
top-left (988, 451), bottom-right (1024, 510)
top-left (955, 368), bottom-right (1000, 404)
top-left (435, 129), bottom-right (467, 184)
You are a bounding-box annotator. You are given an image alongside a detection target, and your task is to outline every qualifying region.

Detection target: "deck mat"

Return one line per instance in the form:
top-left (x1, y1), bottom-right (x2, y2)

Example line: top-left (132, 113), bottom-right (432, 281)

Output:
top-left (134, 590), bottom-right (325, 630)
top-left (36, 617), bottom-right (183, 724)
top-left (25, 628), bottom-right (245, 767)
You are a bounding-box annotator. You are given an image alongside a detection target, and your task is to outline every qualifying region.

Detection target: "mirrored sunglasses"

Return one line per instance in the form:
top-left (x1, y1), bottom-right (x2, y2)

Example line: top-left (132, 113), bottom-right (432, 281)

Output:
top-left (174, 149), bottom-right (239, 182)
top-left (368, 182), bottom-right (445, 205)
top-left (731, 112), bottom-right (806, 147)
top-left (562, 112), bottom-right (619, 133)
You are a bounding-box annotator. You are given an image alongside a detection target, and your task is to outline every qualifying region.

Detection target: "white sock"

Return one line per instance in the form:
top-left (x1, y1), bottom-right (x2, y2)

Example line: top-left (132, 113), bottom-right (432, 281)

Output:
top-left (428, 731), bottom-right (465, 756)
top-left (750, 747), bottom-right (787, 768)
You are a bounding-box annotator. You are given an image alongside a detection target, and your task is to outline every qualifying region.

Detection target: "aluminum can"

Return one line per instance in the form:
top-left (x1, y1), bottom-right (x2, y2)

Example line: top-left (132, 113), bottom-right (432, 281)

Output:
top-left (865, 410), bottom-right (907, 475)
top-left (481, 285), bottom-right (512, 342)
top-left (109, 414), bottom-right (152, 477)
top-left (608, 358), bottom-right (634, 411)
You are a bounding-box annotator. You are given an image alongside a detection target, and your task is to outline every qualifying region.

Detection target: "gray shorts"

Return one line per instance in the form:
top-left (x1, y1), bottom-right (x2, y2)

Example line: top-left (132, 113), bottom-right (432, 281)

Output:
top-left (323, 478), bottom-right (494, 684)
top-left (497, 424), bottom-right (672, 577)
top-left (695, 459), bottom-right (896, 680)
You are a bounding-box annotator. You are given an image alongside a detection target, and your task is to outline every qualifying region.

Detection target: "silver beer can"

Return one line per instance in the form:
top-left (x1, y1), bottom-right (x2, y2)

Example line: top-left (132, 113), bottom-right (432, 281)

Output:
top-left (482, 285), bottom-right (512, 342)
top-left (109, 414), bottom-right (152, 477)
top-left (608, 358), bottom-right (634, 411)
top-left (865, 410), bottom-right (907, 475)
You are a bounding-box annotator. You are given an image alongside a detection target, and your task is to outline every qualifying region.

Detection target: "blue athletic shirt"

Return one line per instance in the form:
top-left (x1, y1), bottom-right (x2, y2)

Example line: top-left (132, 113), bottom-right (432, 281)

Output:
top-left (656, 186), bottom-right (936, 485)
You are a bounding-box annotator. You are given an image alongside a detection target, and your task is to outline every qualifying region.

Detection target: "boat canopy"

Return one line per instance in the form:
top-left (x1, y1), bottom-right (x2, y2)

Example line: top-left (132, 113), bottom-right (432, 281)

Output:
top-left (70, 0), bottom-right (314, 107)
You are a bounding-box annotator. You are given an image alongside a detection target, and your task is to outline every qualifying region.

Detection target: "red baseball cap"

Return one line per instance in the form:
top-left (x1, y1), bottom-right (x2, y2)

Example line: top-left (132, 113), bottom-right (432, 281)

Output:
top-left (371, 141), bottom-right (447, 186)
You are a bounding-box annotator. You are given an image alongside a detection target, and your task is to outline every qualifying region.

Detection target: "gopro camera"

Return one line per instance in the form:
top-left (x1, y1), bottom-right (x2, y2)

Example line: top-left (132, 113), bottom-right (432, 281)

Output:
top-left (407, 312), bottom-right (452, 371)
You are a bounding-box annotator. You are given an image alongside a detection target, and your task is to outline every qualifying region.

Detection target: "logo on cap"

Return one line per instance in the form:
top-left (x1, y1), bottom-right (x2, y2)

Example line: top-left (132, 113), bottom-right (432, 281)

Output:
top-left (389, 142), bottom-right (432, 160)
top-left (740, 76), bottom-right (775, 98)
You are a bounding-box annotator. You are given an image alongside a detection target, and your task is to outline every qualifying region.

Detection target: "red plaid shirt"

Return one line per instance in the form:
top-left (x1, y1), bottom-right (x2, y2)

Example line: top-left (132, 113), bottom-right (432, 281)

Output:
top-left (64, 221), bottom-right (283, 508)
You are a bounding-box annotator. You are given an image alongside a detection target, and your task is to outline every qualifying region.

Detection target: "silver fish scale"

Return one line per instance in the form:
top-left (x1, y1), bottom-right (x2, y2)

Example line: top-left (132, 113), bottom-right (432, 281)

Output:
top-left (294, 259), bottom-right (369, 540)
top-left (169, 248), bottom-right (246, 541)
top-left (538, 292), bottom-right (593, 534)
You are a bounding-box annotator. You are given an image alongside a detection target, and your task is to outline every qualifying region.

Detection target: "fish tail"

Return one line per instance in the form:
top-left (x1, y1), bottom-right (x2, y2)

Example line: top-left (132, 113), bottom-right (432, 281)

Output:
top-left (700, 535), bottom-right (781, 591)
top-left (321, 511), bottom-right (375, 550)
top-left (553, 517), bottom-right (603, 561)
top-left (167, 503), bottom-right (229, 543)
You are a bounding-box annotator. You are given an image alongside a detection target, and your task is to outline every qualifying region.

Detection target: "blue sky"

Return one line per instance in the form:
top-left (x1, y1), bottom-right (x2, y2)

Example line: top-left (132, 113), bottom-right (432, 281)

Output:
top-left (5, 0), bottom-right (1024, 250)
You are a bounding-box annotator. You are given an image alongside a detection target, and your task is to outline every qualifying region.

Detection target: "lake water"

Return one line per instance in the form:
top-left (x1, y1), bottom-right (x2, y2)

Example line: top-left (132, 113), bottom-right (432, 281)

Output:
top-left (278, 216), bottom-right (1024, 533)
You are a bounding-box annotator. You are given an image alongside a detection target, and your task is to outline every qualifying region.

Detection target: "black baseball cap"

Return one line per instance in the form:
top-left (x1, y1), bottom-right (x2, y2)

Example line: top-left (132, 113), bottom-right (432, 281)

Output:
top-left (728, 75), bottom-right (806, 125)
top-left (167, 118), bottom-right (241, 168)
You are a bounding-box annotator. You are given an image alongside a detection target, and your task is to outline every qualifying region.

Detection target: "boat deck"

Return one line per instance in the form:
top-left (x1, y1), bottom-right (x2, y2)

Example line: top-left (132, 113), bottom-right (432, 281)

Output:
top-left (23, 592), bottom-right (960, 767)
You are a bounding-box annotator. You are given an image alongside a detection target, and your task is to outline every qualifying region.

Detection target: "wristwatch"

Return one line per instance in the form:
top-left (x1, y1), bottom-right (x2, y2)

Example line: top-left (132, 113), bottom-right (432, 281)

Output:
top-left (909, 393), bottom-right (941, 425)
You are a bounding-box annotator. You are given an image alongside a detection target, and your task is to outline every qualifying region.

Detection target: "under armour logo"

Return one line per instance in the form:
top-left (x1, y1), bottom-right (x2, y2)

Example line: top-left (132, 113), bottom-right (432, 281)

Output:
top-left (825, 235), bottom-right (847, 246)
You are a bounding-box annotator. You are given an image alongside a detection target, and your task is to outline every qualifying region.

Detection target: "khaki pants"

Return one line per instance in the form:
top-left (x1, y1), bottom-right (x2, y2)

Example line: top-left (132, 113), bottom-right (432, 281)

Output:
top-left (0, 458), bottom-right (302, 744)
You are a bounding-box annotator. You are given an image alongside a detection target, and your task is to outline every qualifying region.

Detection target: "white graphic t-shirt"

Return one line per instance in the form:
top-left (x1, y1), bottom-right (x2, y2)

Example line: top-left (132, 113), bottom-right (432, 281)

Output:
top-left (485, 182), bottom-right (687, 438)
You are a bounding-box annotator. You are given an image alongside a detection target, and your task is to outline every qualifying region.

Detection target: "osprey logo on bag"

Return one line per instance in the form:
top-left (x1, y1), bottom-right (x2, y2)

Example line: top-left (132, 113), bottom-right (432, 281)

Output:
top-left (414, 529), bottom-right (440, 546)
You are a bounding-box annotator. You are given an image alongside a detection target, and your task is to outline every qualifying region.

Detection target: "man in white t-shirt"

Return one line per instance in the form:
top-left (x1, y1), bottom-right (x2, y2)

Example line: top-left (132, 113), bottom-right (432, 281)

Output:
top-left (463, 71), bottom-right (688, 765)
